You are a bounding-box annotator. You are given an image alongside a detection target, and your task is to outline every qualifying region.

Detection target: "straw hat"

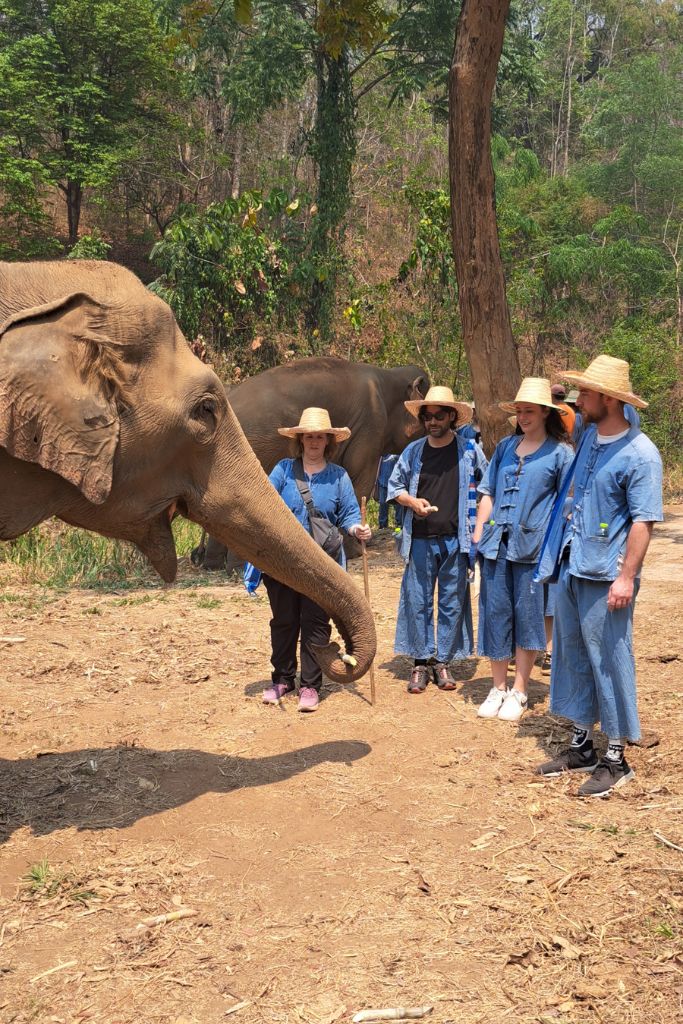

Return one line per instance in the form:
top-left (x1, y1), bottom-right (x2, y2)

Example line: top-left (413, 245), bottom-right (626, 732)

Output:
top-left (499, 377), bottom-right (567, 415)
top-left (277, 407), bottom-right (351, 442)
top-left (562, 354), bottom-right (647, 409)
top-left (405, 385), bottom-right (473, 424)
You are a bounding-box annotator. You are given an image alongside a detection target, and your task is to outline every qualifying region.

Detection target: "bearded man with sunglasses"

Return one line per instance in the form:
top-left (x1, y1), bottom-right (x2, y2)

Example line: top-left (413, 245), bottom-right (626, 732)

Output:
top-left (388, 386), bottom-right (487, 693)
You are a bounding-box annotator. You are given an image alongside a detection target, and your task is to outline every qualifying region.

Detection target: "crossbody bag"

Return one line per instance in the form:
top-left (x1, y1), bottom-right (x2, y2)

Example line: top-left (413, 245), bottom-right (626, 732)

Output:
top-left (292, 460), bottom-right (345, 560)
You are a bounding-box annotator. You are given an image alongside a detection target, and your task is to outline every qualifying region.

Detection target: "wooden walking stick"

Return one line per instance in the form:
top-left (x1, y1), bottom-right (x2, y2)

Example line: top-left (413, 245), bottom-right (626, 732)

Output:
top-left (360, 497), bottom-right (376, 706)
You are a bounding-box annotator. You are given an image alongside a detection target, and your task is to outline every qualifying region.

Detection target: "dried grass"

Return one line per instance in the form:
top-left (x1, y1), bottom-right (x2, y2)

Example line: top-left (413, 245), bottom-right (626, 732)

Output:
top-left (0, 515), bottom-right (682, 1024)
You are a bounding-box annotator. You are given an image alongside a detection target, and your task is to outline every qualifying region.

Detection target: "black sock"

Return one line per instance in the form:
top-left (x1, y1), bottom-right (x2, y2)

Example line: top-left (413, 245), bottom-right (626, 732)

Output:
top-left (414, 658), bottom-right (427, 666)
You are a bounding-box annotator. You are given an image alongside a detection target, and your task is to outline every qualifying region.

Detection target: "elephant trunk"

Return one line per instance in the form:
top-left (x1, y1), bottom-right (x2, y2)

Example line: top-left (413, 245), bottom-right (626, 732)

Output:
top-left (187, 407), bottom-right (377, 684)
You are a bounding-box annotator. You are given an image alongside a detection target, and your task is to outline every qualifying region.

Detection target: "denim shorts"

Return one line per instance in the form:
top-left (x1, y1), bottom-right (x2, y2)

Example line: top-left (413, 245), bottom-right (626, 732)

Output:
top-left (477, 535), bottom-right (546, 659)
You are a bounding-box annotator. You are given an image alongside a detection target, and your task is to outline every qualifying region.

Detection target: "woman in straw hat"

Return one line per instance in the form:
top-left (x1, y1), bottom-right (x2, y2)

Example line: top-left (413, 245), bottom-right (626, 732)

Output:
top-left (472, 378), bottom-right (573, 722)
top-left (260, 408), bottom-right (371, 712)
top-left (535, 355), bottom-right (662, 797)
top-left (387, 385), bottom-right (488, 693)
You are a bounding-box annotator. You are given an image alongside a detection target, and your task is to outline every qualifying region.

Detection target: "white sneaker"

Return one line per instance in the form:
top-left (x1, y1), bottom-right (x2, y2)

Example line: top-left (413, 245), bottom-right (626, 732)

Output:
top-left (498, 689), bottom-right (528, 722)
top-left (477, 687), bottom-right (507, 719)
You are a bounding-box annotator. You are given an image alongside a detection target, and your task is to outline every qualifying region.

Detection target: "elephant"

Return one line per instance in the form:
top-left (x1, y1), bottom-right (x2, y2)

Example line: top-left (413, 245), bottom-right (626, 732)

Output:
top-left (194, 357), bottom-right (430, 569)
top-left (0, 261), bottom-right (375, 683)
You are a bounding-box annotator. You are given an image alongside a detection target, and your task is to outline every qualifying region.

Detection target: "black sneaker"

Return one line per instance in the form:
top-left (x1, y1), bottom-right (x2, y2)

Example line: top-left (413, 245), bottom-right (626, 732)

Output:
top-left (537, 741), bottom-right (598, 778)
top-left (578, 757), bottom-right (635, 798)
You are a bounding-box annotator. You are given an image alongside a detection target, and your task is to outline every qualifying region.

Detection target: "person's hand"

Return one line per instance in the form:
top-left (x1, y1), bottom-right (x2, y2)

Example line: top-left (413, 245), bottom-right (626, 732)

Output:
top-left (412, 497), bottom-right (433, 518)
top-left (607, 574), bottom-right (635, 612)
top-left (468, 541), bottom-right (478, 573)
top-left (353, 524), bottom-right (372, 543)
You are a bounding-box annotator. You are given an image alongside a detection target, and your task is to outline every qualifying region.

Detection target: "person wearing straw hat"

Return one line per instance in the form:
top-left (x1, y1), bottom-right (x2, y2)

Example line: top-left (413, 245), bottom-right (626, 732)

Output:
top-left (259, 408), bottom-right (371, 712)
top-left (387, 386), bottom-right (487, 693)
top-left (536, 355), bottom-right (662, 796)
top-left (471, 378), bottom-right (573, 721)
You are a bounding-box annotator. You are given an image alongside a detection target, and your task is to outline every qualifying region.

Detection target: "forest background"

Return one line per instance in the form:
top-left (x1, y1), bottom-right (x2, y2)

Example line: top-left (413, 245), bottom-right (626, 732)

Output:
top-left (1, 0), bottom-right (682, 486)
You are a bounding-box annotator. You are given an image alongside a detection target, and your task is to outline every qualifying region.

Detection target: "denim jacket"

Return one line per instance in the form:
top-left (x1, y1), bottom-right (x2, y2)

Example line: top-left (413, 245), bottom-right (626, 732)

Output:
top-left (477, 436), bottom-right (574, 564)
top-left (565, 426), bottom-right (663, 581)
top-left (387, 434), bottom-right (487, 563)
top-left (269, 459), bottom-right (361, 568)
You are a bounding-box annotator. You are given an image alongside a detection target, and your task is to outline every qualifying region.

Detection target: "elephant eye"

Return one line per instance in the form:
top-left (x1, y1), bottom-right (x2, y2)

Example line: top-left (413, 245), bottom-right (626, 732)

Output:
top-left (194, 397), bottom-right (216, 419)
top-left (191, 396), bottom-right (218, 437)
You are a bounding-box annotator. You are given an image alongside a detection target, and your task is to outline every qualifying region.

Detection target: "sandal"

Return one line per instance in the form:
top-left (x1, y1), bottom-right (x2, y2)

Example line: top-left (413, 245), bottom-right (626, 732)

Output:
top-left (407, 665), bottom-right (430, 694)
top-left (433, 663), bottom-right (456, 690)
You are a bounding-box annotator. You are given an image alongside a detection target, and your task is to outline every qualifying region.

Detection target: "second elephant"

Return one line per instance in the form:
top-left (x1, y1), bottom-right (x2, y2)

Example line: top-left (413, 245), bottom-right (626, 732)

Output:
top-left (194, 358), bottom-right (429, 569)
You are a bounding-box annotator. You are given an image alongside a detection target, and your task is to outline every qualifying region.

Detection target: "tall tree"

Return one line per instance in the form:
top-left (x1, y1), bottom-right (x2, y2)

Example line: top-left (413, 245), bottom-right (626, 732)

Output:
top-left (449, 0), bottom-right (521, 451)
top-left (0, 0), bottom-right (171, 245)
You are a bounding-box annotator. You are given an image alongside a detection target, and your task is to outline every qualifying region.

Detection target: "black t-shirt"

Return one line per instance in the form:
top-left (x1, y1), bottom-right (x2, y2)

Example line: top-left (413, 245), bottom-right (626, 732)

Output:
top-left (412, 436), bottom-right (459, 538)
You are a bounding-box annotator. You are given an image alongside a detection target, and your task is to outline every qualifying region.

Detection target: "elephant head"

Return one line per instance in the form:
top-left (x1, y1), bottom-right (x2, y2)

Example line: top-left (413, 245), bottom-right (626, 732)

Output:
top-left (0, 261), bottom-right (376, 682)
top-left (384, 366), bottom-right (429, 452)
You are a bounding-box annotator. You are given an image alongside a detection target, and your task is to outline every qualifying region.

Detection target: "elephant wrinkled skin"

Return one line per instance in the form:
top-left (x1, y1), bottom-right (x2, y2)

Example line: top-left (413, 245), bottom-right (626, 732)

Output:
top-left (197, 357), bottom-right (429, 568)
top-left (0, 260), bottom-right (376, 683)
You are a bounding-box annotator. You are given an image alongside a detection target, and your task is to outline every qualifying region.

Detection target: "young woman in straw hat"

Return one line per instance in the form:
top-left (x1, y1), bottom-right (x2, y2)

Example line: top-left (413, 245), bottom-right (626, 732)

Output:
top-left (472, 378), bottom-right (573, 722)
top-left (260, 408), bottom-right (371, 712)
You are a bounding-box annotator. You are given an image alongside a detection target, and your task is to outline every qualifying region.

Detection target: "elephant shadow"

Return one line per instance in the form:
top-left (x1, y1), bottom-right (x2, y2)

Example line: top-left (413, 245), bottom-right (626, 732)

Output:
top-left (0, 740), bottom-right (371, 845)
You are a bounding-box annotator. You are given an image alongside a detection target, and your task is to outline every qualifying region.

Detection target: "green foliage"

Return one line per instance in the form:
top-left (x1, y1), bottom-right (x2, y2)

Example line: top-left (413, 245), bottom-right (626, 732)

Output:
top-left (399, 184), bottom-right (456, 296)
top-left (150, 190), bottom-right (302, 348)
top-left (67, 231), bottom-right (112, 260)
top-left (0, 0), bottom-right (173, 242)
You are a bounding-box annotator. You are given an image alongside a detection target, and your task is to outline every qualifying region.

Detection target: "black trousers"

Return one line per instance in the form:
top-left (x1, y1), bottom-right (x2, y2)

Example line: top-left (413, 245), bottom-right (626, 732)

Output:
top-left (262, 575), bottom-right (332, 692)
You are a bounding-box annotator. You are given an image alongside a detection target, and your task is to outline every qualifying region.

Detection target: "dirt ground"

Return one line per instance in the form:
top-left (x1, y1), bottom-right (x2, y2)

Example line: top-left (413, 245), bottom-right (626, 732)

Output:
top-left (1, 510), bottom-right (682, 1024)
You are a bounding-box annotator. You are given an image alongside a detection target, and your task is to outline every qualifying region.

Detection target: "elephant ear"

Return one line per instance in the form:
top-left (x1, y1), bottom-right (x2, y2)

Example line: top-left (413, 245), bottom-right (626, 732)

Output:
top-left (0, 293), bottom-right (123, 504)
top-left (407, 374), bottom-right (429, 401)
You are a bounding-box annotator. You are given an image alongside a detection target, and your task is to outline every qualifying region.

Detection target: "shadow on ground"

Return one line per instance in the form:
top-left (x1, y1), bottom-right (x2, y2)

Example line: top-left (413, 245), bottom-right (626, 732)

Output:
top-left (0, 740), bottom-right (371, 844)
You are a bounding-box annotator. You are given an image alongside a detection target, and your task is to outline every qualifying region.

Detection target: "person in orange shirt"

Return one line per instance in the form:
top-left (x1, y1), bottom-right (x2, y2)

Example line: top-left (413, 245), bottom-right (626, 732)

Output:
top-left (551, 384), bottom-right (576, 437)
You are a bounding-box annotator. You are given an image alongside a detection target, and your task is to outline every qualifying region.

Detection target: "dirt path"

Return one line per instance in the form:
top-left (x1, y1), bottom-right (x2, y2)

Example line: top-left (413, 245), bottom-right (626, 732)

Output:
top-left (1, 510), bottom-right (682, 1024)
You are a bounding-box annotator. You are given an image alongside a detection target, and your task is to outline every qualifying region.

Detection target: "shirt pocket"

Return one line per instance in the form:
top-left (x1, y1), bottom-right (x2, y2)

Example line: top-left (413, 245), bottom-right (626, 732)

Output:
top-left (576, 535), bottom-right (612, 576)
top-left (511, 523), bottom-right (545, 562)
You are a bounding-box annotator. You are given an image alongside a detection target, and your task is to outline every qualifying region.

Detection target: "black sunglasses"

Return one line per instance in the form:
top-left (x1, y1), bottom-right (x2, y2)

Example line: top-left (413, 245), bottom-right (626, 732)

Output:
top-left (419, 410), bottom-right (450, 422)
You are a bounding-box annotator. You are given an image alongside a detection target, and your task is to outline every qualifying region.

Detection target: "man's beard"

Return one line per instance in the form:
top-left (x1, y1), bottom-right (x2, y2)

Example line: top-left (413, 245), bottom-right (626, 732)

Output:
top-left (429, 423), bottom-right (453, 438)
top-left (582, 404), bottom-right (607, 425)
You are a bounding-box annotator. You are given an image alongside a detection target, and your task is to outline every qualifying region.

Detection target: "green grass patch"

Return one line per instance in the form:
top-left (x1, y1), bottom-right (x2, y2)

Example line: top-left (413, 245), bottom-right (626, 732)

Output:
top-left (0, 517), bottom-right (204, 590)
top-left (22, 859), bottom-right (97, 905)
top-left (196, 595), bottom-right (222, 609)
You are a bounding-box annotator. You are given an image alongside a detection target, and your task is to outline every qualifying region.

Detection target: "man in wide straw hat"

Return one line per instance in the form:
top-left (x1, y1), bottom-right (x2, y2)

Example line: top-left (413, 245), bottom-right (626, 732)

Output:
top-left (387, 386), bottom-right (487, 693)
top-left (537, 355), bottom-right (663, 797)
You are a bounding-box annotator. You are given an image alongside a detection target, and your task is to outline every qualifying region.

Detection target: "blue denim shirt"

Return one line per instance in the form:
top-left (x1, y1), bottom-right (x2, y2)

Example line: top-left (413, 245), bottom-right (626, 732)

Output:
top-left (269, 459), bottom-right (361, 567)
top-left (387, 434), bottom-right (488, 562)
top-left (565, 426), bottom-right (663, 581)
top-left (477, 436), bottom-right (574, 564)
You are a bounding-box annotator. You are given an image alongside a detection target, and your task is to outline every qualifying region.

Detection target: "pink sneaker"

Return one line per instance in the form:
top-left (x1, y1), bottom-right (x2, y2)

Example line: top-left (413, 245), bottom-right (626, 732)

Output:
top-left (298, 686), bottom-right (320, 712)
top-left (262, 681), bottom-right (295, 705)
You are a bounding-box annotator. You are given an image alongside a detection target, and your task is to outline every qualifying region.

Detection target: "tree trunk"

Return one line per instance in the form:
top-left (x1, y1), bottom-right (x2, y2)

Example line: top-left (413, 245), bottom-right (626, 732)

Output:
top-left (231, 124), bottom-right (244, 199)
top-left (66, 180), bottom-right (82, 247)
top-left (449, 0), bottom-right (520, 454)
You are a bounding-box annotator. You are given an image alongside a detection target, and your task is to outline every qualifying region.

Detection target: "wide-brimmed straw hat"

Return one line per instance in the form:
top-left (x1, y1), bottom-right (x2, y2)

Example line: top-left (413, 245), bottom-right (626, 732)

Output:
top-left (405, 385), bottom-right (473, 424)
top-left (562, 354), bottom-right (648, 409)
top-left (277, 407), bottom-right (351, 442)
top-left (499, 377), bottom-right (568, 415)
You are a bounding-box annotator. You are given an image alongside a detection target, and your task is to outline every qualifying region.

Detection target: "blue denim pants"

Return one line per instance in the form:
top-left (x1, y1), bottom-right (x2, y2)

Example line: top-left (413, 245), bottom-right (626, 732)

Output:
top-left (477, 538), bottom-right (546, 659)
top-left (550, 562), bottom-right (641, 741)
top-left (394, 535), bottom-right (473, 662)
